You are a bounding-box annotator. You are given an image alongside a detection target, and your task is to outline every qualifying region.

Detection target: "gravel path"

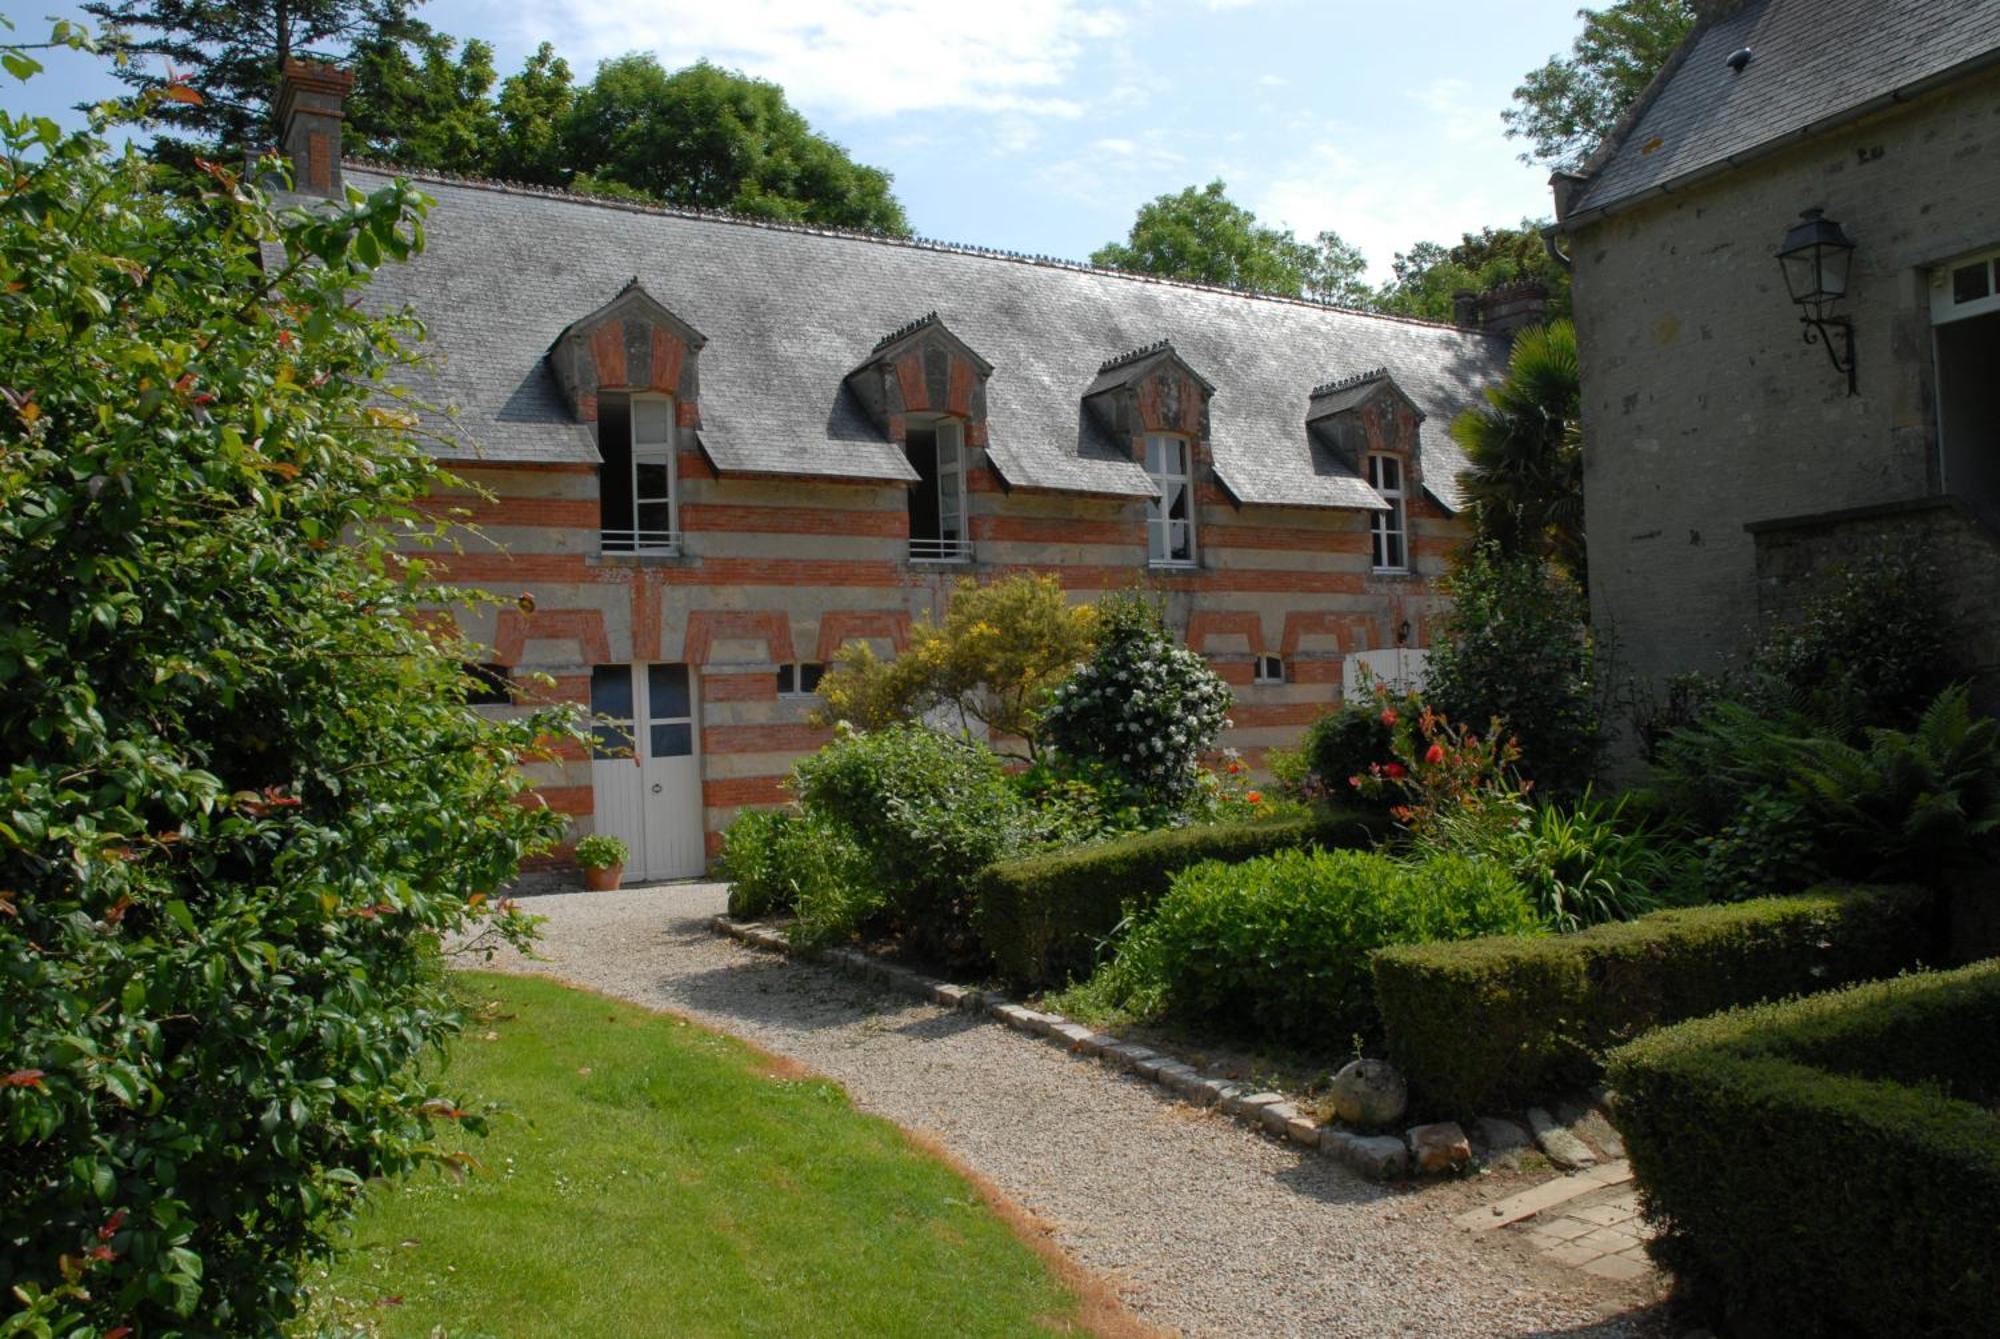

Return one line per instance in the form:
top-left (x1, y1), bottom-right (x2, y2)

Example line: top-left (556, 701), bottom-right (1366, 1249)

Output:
top-left (479, 882), bottom-right (1657, 1339)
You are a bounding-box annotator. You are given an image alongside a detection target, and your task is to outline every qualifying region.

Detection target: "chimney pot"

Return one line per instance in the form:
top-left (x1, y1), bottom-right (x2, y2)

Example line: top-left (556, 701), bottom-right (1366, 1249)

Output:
top-left (1451, 288), bottom-right (1479, 329)
top-left (275, 59), bottom-right (354, 199)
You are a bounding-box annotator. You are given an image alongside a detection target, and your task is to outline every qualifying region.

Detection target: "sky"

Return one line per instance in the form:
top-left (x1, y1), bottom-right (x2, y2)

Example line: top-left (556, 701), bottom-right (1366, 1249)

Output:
top-left (10, 0), bottom-right (1586, 284)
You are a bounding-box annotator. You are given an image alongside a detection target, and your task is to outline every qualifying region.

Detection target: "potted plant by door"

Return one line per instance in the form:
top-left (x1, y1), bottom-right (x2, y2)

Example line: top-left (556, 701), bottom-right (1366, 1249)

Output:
top-left (574, 834), bottom-right (629, 892)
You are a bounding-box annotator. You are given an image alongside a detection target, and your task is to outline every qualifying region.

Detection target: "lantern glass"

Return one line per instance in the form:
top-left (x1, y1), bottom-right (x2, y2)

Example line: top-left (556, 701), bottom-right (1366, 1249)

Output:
top-left (1776, 208), bottom-right (1856, 313)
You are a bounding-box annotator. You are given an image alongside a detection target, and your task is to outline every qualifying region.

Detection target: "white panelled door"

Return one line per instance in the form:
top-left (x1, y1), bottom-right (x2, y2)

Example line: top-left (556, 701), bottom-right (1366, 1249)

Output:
top-left (589, 663), bottom-right (706, 882)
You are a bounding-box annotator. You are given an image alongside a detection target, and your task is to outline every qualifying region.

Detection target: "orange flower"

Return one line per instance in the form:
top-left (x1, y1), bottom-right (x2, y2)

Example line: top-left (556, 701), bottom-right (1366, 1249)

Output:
top-left (1245, 790), bottom-right (1262, 804)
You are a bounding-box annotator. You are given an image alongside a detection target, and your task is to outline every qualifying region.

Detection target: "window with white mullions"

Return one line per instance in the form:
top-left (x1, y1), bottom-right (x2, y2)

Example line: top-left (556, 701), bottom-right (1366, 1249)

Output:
top-left (907, 419), bottom-right (970, 562)
top-left (1145, 433), bottom-right (1196, 566)
top-left (598, 393), bottom-right (681, 555)
top-left (1369, 453), bottom-right (1408, 572)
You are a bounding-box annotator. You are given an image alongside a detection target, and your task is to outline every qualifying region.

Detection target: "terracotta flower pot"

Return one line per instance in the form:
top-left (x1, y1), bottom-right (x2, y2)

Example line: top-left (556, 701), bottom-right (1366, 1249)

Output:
top-left (582, 863), bottom-right (624, 892)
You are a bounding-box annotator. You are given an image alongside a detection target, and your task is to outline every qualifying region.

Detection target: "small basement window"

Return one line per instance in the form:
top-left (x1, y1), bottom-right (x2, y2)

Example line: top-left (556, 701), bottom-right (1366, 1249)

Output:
top-left (462, 661), bottom-right (512, 705)
top-left (776, 662), bottom-right (826, 698)
top-left (1253, 654), bottom-right (1285, 685)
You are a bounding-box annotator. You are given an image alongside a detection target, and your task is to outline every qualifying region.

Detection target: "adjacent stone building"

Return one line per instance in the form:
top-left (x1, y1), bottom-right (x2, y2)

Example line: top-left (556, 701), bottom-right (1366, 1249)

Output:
top-left (276, 65), bottom-right (1514, 879)
top-left (1553, 0), bottom-right (2000, 733)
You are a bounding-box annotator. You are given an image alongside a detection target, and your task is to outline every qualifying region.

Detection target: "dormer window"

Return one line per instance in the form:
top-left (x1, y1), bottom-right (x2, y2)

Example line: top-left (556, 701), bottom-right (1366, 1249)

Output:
top-left (1145, 433), bottom-right (1196, 567)
top-left (599, 393), bottom-right (680, 555)
top-left (1368, 453), bottom-right (1408, 572)
top-left (908, 418), bottom-right (970, 563)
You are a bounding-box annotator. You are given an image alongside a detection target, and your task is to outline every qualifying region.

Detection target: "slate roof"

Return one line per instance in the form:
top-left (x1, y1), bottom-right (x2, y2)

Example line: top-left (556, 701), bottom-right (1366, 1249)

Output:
top-left (1568, 0), bottom-right (2000, 219)
top-left (348, 165), bottom-right (1508, 512)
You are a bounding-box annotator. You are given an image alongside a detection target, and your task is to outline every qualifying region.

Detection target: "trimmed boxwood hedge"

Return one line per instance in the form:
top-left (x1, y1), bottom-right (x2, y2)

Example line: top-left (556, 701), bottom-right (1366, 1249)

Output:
top-left (1607, 962), bottom-right (2000, 1338)
top-left (1370, 883), bottom-right (1934, 1114)
top-left (972, 808), bottom-right (1385, 989)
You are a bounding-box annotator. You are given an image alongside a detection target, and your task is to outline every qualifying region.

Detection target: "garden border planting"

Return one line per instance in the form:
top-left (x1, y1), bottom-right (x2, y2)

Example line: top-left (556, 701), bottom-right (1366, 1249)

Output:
top-left (972, 808), bottom-right (1386, 990)
top-left (710, 913), bottom-right (1483, 1182)
top-left (1607, 961), bottom-right (2000, 1338)
top-left (1371, 883), bottom-right (1934, 1114)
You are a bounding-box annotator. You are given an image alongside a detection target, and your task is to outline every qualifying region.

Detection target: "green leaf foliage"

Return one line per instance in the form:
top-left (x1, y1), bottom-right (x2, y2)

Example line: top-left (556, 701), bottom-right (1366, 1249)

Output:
top-left (1039, 593), bottom-right (1233, 808)
top-left (970, 809), bottom-right (1388, 991)
top-left (1424, 543), bottom-right (1598, 794)
top-left (0, 91), bottom-right (573, 1334)
top-left (1372, 883), bottom-right (1934, 1114)
top-left (1606, 961), bottom-right (2000, 1337)
top-left (717, 807), bottom-right (871, 928)
top-left (1503, 0), bottom-right (1697, 173)
top-left (1448, 319), bottom-right (1584, 584)
top-left (1094, 848), bottom-right (1540, 1047)
top-left (1090, 179), bottom-right (1370, 303)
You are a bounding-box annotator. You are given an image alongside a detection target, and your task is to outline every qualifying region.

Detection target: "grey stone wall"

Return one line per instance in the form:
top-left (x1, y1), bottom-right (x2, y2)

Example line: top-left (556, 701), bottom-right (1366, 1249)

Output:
top-left (1566, 67), bottom-right (2000, 731)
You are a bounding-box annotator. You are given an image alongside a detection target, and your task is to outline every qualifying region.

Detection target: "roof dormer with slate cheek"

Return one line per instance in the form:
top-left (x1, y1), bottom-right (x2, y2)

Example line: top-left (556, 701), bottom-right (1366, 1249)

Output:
top-left (1084, 341), bottom-right (1215, 568)
top-left (1308, 368), bottom-right (1428, 574)
top-left (548, 279), bottom-right (706, 426)
top-left (845, 314), bottom-right (994, 564)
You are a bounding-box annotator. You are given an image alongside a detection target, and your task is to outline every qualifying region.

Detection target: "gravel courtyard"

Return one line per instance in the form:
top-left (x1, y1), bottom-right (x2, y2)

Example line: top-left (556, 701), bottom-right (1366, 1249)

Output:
top-left (480, 882), bottom-right (1663, 1339)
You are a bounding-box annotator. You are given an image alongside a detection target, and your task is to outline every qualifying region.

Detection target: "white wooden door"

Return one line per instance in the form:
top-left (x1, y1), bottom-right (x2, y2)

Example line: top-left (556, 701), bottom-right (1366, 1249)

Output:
top-left (588, 663), bottom-right (705, 882)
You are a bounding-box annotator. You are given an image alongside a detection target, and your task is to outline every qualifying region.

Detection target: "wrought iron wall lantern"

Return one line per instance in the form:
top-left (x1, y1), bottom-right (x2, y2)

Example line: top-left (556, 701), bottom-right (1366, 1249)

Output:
top-left (1776, 207), bottom-right (1858, 395)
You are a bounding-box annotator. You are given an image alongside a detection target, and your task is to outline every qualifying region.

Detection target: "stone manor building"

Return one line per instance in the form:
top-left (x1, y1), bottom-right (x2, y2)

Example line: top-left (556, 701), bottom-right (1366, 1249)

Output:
top-left (275, 63), bottom-right (1520, 880)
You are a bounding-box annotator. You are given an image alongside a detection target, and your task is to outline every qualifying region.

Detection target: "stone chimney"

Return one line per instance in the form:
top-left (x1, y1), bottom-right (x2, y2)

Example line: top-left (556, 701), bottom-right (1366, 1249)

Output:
top-left (1454, 280), bottom-right (1549, 339)
top-left (275, 59), bottom-right (354, 198)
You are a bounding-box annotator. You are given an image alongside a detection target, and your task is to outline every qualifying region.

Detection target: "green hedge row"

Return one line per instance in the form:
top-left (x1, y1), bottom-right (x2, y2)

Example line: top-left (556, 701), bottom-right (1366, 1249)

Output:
top-left (1370, 883), bottom-right (1934, 1114)
top-left (971, 808), bottom-right (1385, 989)
top-left (1607, 962), bottom-right (2000, 1338)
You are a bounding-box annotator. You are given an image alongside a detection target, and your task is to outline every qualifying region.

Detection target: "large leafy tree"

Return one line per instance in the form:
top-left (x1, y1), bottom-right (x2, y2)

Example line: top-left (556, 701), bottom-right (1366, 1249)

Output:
top-left (488, 40), bottom-right (573, 185)
top-left (1448, 319), bottom-right (1586, 586)
top-left (78, 0), bottom-right (424, 150)
top-left (563, 55), bottom-right (909, 234)
top-left (1092, 179), bottom-right (1369, 302)
top-left (1503, 0), bottom-right (1697, 173)
top-left (0, 37), bottom-right (571, 1333)
top-left (1374, 222), bottom-right (1571, 322)
top-left (345, 26), bottom-right (498, 171)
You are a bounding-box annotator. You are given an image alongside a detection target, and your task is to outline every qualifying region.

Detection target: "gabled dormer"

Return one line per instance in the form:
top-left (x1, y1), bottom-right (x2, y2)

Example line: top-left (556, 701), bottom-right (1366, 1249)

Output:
top-left (547, 279), bottom-right (706, 424)
top-left (1308, 368), bottom-right (1426, 574)
top-left (845, 313), bottom-right (994, 564)
top-left (549, 281), bottom-right (707, 557)
top-left (1085, 340), bottom-right (1214, 569)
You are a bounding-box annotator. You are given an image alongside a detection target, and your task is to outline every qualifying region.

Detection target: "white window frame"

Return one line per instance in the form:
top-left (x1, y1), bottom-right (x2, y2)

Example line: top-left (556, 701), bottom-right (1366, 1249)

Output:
top-left (1368, 453), bottom-right (1409, 573)
top-left (1253, 654), bottom-right (1285, 685)
top-left (1145, 433), bottom-right (1197, 568)
top-left (604, 393), bottom-right (681, 555)
top-left (776, 662), bottom-right (825, 699)
top-left (909, 417), bottom-right (972, 563)
top-left (1931, 244), bottom-right (2000, 325)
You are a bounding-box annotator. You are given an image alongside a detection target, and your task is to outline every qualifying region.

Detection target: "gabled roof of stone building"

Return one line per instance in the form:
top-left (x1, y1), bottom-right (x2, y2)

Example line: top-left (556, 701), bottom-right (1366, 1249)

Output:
top-left (352, 164), bottom-right (1508, 512)
top-left (1564, 0), bottom-right (2000, 223)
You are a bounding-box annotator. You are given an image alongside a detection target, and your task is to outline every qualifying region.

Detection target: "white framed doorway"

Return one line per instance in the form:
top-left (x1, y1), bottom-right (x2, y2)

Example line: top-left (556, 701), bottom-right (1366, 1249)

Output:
top-left (588, 663), bottom-right (706, 882)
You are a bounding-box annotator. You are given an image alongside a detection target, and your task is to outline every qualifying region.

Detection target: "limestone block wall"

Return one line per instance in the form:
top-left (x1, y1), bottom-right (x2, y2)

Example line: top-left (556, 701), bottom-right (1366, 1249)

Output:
top-left (1568, 67), bottom-right (2000, 701)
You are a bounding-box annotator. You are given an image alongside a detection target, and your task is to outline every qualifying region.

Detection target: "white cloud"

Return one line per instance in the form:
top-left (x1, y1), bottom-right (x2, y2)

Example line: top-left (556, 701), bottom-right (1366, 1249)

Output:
top-left (1410, 77), bottom-right (1497, 146)
top-left (542, 0), bottom-right (1124, 120)
top-left (1255, 135), bottom-right (1549, 285)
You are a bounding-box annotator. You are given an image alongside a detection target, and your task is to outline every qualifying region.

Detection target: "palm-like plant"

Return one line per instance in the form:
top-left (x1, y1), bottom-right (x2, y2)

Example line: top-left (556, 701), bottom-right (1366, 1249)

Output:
top-left (1450, 319), bottom-right (1585, 586)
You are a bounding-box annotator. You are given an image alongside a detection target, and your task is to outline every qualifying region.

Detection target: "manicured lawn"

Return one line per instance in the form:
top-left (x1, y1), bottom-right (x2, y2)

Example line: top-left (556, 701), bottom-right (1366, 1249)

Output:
top-left (304, 972), bottom-right (1121, 1337)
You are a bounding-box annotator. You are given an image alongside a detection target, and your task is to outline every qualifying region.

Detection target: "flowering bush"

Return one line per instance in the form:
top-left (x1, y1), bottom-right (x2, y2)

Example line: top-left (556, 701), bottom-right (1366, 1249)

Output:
top-left (1039, 594), bottom-right (1233, 809)
top-left (1348, 684), bottom-right (1527, 846)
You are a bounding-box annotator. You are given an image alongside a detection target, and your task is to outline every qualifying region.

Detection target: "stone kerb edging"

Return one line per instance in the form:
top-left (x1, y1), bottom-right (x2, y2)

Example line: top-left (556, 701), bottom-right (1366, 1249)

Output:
top-left (711, 914), bottom-right (1457, 1180)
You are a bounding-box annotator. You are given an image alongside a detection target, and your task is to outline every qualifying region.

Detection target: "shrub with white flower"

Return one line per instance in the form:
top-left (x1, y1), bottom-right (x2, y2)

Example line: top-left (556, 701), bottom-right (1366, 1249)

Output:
top-left (1041, 593), bottom-right (1234, 807)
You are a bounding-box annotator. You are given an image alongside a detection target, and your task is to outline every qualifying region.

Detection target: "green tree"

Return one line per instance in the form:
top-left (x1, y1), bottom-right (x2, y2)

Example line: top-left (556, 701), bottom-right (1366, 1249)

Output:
top-left (346, 27), bottom-right (498, 172)
top-left (1374, 222), bottom-right (1571, 321)
top-left (1092, 179), bottom-right (1368, 300)
top-left (563, 55), bottom-right (909, 233)
top-left (1425, 545), bottom-right (1598, 795)
top-left (78, 0), bottom-right (425, 150)
top-left (1449, 319), bottom-right (1585, 585)
top-left (0, 47), bottom-right (572, 1333)
top-left (489, 40), bottom-right (574, 185)
top-left (1503, 0), bottom-right (1697, 173)
top-left (812, 574), bottom-right (1097, 757)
